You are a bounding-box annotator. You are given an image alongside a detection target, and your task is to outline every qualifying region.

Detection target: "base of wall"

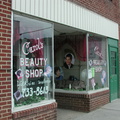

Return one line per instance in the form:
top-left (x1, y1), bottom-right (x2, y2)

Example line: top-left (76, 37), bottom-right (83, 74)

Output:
top-left (12, 102), bottom-right (57, 120)
top-left (55, 90), bottom-right (109, 112)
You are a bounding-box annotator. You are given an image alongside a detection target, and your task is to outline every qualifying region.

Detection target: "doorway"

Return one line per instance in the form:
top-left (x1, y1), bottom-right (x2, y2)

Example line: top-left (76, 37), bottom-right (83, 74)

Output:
top-left (108, 39), bottom-right (119, 101)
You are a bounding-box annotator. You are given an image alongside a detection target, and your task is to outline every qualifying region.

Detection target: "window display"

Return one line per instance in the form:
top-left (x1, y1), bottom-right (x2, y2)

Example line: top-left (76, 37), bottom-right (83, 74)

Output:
top-left (54, 35), bottom-right (87, 90)
top-left (88, 36), bottom-right (108, 90)
top-left (54, 34), bottom-right (107, 91)
top-left (13, 15), bottom-right (53, 107)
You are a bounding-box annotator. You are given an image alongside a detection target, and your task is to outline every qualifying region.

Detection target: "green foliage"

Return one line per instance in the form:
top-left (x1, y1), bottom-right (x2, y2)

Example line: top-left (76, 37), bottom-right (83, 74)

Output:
top-left (15, 93), bottom-right (45, 107)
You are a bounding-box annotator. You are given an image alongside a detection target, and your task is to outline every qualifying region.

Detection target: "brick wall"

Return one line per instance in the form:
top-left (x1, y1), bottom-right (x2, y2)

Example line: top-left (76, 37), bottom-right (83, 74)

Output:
top-left (55, 90), bottom-right (109, 112)
top-left (12, 102), bottom-right (57, 120)
top-left (0, 0), bottom-right (12, 120)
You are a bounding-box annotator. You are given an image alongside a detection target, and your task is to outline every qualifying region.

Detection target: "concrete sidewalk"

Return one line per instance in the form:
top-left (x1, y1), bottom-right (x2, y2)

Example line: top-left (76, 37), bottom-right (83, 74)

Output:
top-left (57, 99), bottom-right (120, 120)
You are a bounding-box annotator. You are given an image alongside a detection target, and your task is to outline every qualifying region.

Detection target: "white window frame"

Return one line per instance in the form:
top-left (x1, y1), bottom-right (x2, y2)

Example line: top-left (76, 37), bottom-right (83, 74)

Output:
top-left (11, 12), bottom-right (55, 113)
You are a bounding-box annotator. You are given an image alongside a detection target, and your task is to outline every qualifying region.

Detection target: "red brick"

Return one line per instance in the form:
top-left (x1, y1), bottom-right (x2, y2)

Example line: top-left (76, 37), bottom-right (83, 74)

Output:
top-left (7, 6), bottom-right (11, 11)
top-left (2, 112), bottom-right (11, 117)
top-left (7, 61), bottom-right (11, 65)
top-left (2, 33), bottom-right (11, 38)
top-left (2, 25), bottom-right (11, 30)
top-left (0, 102), bottom-right (6, 106)
top-left (8, 116), bottom-right (12, 120)
top-left (2, 97), bottom-right (11, 101)
top-left (2, 18), bottom-right (11, 23)
top-left (0, 53), bottom-right (6, 57)
top-left (0, 117), bottom-right (8, 120)
top-left (2, 105), bottom-right (11, 109)
top-left (7, 22), bottom-right (11, 26)
top-left (0, 61), bottom-right (7, 64)
top-left (1, 73), bottom-right (11, 76)
top-left (2, 89), bottom-right (11, 93)
top-left (2, 49), bottom-right (11, 53)
top-left (0, 13), bottom-right (7, 17)
top-left (7, 108), bottom-right (11, 113)
top-left (2, 41), bottom-right (11, 45)
top-left (0, 86), bottom-right (7, 89)
top-left (2, 10), bottom-right (11, 15)
top-left (0, 2), bottom-right (11, 119)
top-left (0, 21), bottom-right (7, 25)
top-left (7, 77), bottom-right (11, 81)
top-left (2, 81), bottom-right (11, 85)
top-left (7, 30), bottom-right (11, 34)
top-left (6, 46), bottom-right (11, 49)
top-left (6, 53), bottom-right (11, 57)
top-left (0, 29), bottom-right (6, 33)
top-left (0, 46), bottom-right (6, 49)
top-left (0, 110), bottom-right (7, 114)
top-left (0, 37), bottom-right (6, 41)
top-left (3, 1), bottom-right (11, 7)
top-left (0, 78), bottom-right (6, 81)
top-left (2, 57), bottom-right (11, 61)
top-left (7, 101), bottom-right (11, 104)
top-left (0, 1), bottom-right (2, 4)
top-left (55, 90), bottom-right (109, 112)
top-left (1, 65), bottom-right (11, 69)
top-left (0, 8), bottom-right (3, 12)
top-left (0, 5), bottom-right (7, 10)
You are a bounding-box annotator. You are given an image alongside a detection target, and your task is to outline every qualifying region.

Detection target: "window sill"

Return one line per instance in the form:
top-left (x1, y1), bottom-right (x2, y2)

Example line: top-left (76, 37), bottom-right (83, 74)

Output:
top-left (55, 87), bottom-right (109, 94)
top-left (12, 99), bottom-right (56, 113)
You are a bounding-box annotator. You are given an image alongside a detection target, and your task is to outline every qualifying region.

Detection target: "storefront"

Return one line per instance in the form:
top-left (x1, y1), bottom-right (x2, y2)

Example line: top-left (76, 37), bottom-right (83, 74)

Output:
top-left (12, 14), bottom-right (57, 119)
top-left (11, 0), bottom-right (119, 119)
top-left (54, 32), bottom-right (110, 112)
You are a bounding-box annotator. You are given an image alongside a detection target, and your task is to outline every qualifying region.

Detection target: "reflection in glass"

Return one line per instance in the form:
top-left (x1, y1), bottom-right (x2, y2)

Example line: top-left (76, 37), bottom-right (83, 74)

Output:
top-left (13, 14), bottom-right (53, 107)
top-left (88, 36), bottom-right (107, 90)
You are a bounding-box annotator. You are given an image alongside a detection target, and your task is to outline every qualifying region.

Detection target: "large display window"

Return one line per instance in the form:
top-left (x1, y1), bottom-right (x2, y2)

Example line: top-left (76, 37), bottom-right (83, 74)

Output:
top-left (13, 14), bottom-right (54, 107)
top-left (54, 34), bottom-right (108, 91)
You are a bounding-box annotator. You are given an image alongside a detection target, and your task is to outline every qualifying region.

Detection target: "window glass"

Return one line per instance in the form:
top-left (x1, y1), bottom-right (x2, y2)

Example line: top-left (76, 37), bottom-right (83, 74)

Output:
top-left (88, 36), bottom-right (108, 90)
top-left (13, 15), bottom-right (53, 107)
top-left (54, 35), bottom-right (87, 91)
top-left (111, 51), bottom-right (116, 74)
